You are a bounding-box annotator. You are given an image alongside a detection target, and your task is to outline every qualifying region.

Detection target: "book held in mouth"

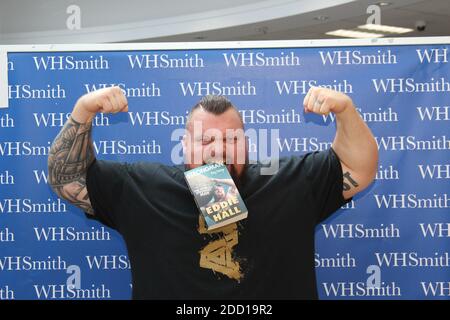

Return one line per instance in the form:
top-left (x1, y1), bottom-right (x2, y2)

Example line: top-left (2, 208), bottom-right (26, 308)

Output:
top-left (184, 163), bottom-right (248, 230)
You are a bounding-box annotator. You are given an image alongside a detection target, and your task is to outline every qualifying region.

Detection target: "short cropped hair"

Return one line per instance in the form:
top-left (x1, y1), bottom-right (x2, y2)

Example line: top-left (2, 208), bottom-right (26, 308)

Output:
top-left (186, 95), bottom-right (243, 128)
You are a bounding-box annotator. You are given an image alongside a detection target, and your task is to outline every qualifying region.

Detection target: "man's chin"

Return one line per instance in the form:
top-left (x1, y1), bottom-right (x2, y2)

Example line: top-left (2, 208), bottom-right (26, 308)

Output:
top-left (228, 165), bottom-right (244, 185)
top-left (186, 162), bottom-right (243, 183)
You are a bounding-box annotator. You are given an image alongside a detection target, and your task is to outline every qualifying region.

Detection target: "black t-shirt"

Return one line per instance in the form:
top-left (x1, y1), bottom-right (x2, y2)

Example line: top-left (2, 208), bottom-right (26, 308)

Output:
top-left (85, 147), bottom-right (352, 299)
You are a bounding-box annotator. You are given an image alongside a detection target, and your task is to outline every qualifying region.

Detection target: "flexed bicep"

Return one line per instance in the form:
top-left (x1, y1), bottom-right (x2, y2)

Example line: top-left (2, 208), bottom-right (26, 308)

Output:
top-left (48, 86), bottom-right (128, 215)
top-left (340, 161), bottom-right (373, 200)
top-left (48, 116), bottom-right (95, 215)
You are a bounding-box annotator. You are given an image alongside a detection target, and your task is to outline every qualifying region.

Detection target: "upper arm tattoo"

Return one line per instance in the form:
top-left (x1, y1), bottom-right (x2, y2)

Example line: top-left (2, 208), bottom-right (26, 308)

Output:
top-left (48, 116), bottom-right (96, 215)
top-left (343, 171), bottom-right (359, 192)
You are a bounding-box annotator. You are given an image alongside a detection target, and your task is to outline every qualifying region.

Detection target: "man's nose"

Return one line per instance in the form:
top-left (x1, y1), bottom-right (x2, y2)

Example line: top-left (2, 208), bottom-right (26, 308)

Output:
top-left (209, 140), bottom-right (226, 159)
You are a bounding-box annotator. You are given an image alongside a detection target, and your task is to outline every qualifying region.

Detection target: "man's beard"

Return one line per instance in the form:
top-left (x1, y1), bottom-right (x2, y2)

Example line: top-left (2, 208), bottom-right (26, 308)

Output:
top-left (201, 157), bottom-right (246, 185)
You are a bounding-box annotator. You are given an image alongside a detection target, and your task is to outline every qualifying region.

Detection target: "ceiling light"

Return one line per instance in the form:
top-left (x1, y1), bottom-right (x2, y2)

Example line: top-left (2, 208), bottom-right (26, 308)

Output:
top-left (358, 23), bottom-right (413, 34)
top-left (326, 29), bottom-right (384, 38)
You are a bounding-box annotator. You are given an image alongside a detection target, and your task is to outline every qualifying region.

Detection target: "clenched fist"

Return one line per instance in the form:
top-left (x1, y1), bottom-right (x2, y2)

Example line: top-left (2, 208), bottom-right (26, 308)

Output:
top-left (72, 86), bottom-right (128, 123)
top-left (303, 86), bottom-right (353, 116)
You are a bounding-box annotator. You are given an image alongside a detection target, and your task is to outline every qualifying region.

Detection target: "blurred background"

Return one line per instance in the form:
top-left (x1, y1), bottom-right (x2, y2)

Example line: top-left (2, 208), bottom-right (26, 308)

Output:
top-left (0, 0), bottom-right (449, 44)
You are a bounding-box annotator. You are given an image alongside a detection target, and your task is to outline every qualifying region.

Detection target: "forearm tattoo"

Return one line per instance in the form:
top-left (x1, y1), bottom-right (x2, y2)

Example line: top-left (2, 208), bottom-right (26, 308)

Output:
top-left (48, 116), bottom-right (95, 215)
top-left (343, 171), bottom-right (359, 192)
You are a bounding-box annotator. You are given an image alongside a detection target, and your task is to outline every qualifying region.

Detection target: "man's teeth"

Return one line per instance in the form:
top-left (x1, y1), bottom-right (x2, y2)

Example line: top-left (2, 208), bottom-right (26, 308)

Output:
top-left (205, 159), bottom-right (225, 164)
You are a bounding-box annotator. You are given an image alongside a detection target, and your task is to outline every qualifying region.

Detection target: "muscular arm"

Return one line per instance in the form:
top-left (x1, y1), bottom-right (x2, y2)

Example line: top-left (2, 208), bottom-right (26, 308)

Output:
top-left (47, 115), bottom-right (96, 215)
top-left (304, 87), bottom-right (378, 200)
top-left (332, 104), bottom-right (378, 200)
top-left (47, 87), bottom-right (128, 215)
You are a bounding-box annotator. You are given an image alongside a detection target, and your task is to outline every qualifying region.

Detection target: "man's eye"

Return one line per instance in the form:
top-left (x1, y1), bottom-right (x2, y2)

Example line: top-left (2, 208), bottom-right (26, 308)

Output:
top-left (202, 136), bottom-right (214, 144)
top-left (226, 136), bottom-right (238, 143)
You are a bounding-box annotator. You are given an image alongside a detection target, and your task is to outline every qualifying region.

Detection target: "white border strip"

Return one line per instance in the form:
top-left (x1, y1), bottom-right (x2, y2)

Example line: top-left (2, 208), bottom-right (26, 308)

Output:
top-left (1, 36), bottom-right (450, 52)
top-left (0, 49), bottom-right (8, 109)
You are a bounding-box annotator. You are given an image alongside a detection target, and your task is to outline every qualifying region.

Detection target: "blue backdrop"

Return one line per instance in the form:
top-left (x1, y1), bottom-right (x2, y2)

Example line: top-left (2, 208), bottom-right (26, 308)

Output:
top-left (0, 39), bottom-right (449, 299)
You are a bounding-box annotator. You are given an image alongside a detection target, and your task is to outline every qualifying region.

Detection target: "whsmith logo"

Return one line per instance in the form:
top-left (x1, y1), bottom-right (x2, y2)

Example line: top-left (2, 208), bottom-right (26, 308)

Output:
top-left (0, 198), bottom-right (66, 213)
top-left (375, 135), bottom-right (450, 151)
top-left (127, 53), bottom-right (204, 69)
top-left (240, 109), bottom-right (301, 125)
top-left (0, 141), bottom-right (51, 156)
top-left (274, 79), bottom-right (352, 95)
top-left (320, 107), bottom-right (398, 124)
top-left (9, 85), bottom-right (66, 99)
top-left (32, 55), bottom-right (109, 70)
top-left (34, 284), bottom-right (111, 299)
top-left (322, 282), bottom-right (401, 297)
top-left (373, 193), bottom-right (449, 209)
top-left (321, 223), bottom-right (400, 239)
top-left (277, 137), bottom-right (332, 153)
top-left (319, 49), bottom-right (397, 65)
top-left (375, 252), bottom-right (450, 267)
top-left (222, 51), bottom-right (301, 67)
top-left (92, 140), bottom-right (161, 155)
top-left (0, 256), bottom-right (66, 271)
top-left (83, 83), bottom-right (161, 97)
top-left (127, 111), bottom-right (187, 126)
top-left (179, 81), bottom-right (256, 96)
top-left (34, 227), bottom-right (111, 241)
top-left (33, 112), bottom-right (110, 128)
top-left (372, 77), bottom-right (450, 93)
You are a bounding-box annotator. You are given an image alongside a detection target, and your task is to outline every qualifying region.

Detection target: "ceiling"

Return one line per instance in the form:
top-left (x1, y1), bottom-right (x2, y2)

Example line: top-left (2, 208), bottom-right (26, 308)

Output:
top-left (0, 0), bottom-right (449, 44)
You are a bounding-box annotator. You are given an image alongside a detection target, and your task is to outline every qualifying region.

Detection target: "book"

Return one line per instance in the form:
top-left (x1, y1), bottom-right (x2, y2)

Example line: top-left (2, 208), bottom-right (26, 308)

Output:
top-left (184, 163), bottom-right (248, 230)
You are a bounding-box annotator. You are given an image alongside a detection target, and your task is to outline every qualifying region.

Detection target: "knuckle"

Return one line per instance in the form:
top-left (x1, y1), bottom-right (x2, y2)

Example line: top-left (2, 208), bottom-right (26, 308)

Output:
top-left (97, 97), bottom-right (107, 108)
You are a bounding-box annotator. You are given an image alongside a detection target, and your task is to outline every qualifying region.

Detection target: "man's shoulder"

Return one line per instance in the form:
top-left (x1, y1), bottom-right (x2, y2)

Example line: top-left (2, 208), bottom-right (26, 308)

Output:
top-left (244, 149), bottom-right (334, 178)
top-left (126, 161), bottom-right (184, 176)
top-left (245, 153), bottom-right (310, 172)
top-left (91, 160), bottom-right (183, 182)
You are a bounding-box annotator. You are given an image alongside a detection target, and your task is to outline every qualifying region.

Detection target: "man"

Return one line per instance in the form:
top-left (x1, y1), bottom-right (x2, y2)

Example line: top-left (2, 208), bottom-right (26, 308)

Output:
top-left (210, 180), bottom-right (238, 203)
top-left (48, 86), bottom-right (378, 299)
top-left (201, 181), bottom-right (239, 227)
top-left (212, 184), bottom-right (228, 202)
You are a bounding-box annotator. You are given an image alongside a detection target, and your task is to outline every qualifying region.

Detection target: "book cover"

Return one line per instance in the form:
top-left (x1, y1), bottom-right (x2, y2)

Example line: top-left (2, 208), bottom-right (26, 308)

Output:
top-left (184, 163), bottom-right (248, 230)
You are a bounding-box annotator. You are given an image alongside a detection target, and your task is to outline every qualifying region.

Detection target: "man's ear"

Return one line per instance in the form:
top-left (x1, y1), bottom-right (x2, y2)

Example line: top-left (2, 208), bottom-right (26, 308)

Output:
top-left (245, 135), bottom-right (250, 164)
top-left (182, 134), bottom-right (187, 153)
